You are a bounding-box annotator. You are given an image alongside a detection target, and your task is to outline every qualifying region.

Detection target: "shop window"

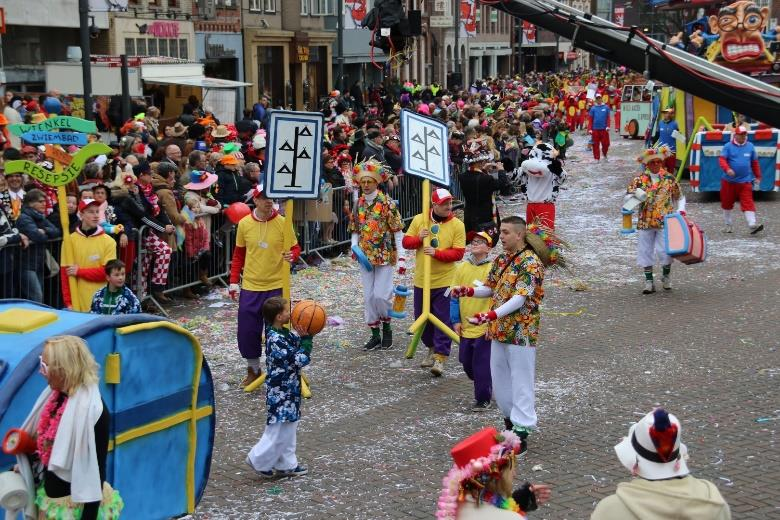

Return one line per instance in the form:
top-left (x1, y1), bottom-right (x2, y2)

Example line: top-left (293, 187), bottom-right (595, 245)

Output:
top-left (125, 38), bottom-right (136, 56)
top-left (179, 39), bottom-right (188, 60)
top-left (311, 0), bottom-right (334, 15)
top-left (258, 46), bottom-right (284, 107)
top-left (168, 39), bottom-right (179, 58)
top-left (264, 0), bottom-right (276, 12)
top-left (148, 39), bottom-right (158, 56)
top-left (136, 38), bottom-right (147, 56)
top-left (159, 39), bottom-right (168, 56)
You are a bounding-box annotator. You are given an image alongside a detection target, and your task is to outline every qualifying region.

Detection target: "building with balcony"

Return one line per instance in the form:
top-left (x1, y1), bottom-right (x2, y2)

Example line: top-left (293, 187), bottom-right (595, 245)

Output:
top-left (242, 0), bottom-right (335, 111)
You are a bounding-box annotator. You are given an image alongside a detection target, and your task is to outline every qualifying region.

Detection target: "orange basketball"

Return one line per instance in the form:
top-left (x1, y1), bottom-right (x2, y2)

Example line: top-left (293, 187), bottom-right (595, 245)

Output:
top-left (291, 300), bottom-right (327, 335)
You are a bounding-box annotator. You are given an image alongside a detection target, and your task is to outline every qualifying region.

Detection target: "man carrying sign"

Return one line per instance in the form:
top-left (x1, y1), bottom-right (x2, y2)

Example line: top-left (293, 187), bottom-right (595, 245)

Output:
top-left (402, 189), bottom-right (465, 376)
top-left (229, 185), bottom-right (301, 388)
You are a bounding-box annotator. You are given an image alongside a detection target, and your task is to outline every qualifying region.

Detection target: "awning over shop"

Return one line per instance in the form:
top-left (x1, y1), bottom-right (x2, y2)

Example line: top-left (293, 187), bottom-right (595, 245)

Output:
top-left (142, 76), bottom-right (252, 88)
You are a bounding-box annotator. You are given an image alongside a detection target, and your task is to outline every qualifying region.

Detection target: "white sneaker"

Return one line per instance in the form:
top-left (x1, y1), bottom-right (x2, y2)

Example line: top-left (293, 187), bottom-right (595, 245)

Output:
top-left (430, 359), bottom-right (444, 377)
top-left (603, 155), bottom-right (609, 162)
top-left (642, 280), bottom-right (656, 294)
top-left (661, 275), bottom-right (672, 291)
top-left (420, 348), bottom-right (435, 368)
top-left (721, 225), bottom-right (733, 234)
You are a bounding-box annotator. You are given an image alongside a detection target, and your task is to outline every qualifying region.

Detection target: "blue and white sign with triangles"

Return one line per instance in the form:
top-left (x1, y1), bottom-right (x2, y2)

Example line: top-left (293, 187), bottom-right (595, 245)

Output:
top-left (401, 109), bottom-right (450, 186)
top-left (265, 110), bottom-right (324, 199)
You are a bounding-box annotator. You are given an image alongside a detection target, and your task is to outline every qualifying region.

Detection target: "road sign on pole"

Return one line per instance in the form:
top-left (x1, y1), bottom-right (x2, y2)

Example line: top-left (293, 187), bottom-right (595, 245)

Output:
top-left (401, 109), bottom-right (450, 186)
top-left (264, 110), bottom-right (324, 199)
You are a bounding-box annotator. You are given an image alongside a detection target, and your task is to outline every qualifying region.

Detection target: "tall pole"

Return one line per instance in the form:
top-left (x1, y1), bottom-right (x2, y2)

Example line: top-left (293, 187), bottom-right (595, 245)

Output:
top-left (337, 0), bottom-right (345, 92)
top-left (454, 0), bottom-right (460, 75)
top-left (555, 35), bottom-right (560, 73)
top-left (120, 54), bottom-right (131, 123)
top-left (79, 0), bottom-right (93, 120)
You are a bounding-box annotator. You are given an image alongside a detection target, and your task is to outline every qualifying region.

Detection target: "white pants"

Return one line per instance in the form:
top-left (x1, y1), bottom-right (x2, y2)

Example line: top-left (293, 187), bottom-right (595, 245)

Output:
top-left (247, 421), bottom-right (298, 472)
top-left (490, 340), bottom-right (537, 429)
top-left (360, 264), bottom-right (394, 325)
top-left (636, 229), bottom-right (671, 268)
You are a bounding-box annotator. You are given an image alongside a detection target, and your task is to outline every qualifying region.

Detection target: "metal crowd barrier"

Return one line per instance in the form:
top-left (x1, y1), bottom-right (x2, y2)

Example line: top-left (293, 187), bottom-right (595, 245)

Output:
top-left (0, 237), bottom-right (64, 308)
top-left (1, 172), bottom-right (467, 314)
top-left (135, 212), bottom-right (235, 317)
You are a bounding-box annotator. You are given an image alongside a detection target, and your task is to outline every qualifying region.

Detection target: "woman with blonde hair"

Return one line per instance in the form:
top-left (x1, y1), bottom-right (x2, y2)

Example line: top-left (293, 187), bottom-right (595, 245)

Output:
top-left (17, 335), bottom-right (123, 519)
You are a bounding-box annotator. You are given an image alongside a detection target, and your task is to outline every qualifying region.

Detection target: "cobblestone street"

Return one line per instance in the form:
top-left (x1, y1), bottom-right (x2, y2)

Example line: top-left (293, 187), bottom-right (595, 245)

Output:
top-left (176, 136), bottom-right (779, 519)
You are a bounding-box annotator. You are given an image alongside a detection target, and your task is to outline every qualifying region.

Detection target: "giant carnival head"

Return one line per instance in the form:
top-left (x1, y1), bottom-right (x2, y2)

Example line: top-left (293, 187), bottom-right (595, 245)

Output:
top-left (707, 0), bottom-right (773, 69)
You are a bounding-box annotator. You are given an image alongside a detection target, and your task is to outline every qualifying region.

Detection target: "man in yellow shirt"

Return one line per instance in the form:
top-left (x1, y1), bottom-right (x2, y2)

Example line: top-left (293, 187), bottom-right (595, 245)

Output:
top-left (60, 199), bottom-right (118, 311)
top-left (402, 188), bottom-right (465, 376)
top-left (450, 231), bottom-right (493, 411)
top-left (229, 185), bottom-right (300, 387)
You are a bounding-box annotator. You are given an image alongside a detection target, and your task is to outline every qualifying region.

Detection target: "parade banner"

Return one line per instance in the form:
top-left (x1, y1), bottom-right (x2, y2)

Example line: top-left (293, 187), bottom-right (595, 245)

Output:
top-left (8, 115), bottom-right (97, 136)
top-left (264, 111), bottom-right (324, 199)
top-left (5, 142), bottom-right (112, 187)
top-left (20, 131), bottom-right (88, 146)
top-left (401, 109), bottom-right (450, 186)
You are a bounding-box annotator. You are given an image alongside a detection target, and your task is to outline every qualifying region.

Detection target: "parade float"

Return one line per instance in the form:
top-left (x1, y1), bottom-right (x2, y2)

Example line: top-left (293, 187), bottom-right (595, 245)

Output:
top-left (0, 300), bottom-right (215, 519)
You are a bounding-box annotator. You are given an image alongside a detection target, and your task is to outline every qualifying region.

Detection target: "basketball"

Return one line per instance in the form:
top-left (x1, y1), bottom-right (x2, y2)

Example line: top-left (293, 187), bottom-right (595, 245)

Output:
top-left (291, 300), bottom-right (327, 335)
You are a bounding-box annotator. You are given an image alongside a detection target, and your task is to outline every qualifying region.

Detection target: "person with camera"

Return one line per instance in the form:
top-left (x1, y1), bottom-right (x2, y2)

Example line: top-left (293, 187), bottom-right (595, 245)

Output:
top-left (459, 139), bottom-right (508, 238)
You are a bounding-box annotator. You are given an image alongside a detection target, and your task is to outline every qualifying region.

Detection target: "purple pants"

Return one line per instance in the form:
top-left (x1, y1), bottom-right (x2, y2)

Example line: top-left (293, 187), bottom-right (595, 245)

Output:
top-left (413, 286), bottom-right (452, 356)
top-left (458, 335), bottom-right (492, 402)
top-left (237, 288), bottom-right (283, 359)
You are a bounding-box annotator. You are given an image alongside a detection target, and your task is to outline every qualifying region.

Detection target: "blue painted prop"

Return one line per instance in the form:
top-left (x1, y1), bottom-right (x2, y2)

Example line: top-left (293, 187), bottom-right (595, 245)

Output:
top-left (351, 244), bottom-right (373, 272)
top-left (21, 131), bottom-right (88, 146)
top-left (0, 300), bottom-right (215, 519)
top-left (693, 130), bottom-right (779, 192)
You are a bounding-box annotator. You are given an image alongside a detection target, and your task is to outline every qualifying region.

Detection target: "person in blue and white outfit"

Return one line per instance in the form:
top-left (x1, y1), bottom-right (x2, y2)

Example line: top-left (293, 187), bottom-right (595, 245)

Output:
top-left (245, 296), bottom-right (312, 479)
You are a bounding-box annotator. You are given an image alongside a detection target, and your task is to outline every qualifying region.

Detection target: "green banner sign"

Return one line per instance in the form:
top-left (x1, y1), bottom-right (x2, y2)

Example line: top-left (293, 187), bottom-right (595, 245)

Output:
top-left (8, 116), bottom-right (98, 137)
top-left (4, 142), bottom-right (112, 187)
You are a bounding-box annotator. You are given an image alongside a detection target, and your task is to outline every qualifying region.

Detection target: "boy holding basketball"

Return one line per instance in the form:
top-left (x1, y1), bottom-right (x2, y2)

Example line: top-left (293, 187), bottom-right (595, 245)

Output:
top-left (246, 296), bottom-right (312, 478)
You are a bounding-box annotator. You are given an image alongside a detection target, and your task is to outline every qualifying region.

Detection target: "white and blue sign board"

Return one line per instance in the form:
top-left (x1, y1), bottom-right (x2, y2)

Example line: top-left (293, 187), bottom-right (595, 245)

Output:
top-left (264, 111), bottom-right (324, 199)
top-left (21, 131), bottom-right (88, 146)
top-left (401, 109), bottom-right (450, 186)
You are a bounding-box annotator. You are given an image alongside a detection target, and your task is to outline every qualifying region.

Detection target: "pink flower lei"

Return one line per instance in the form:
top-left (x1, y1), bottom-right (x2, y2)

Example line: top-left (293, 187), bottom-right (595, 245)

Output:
top-left (435, 430), bottom-right (523, 519)
top-left (36, 390), bottom-right (68, 467)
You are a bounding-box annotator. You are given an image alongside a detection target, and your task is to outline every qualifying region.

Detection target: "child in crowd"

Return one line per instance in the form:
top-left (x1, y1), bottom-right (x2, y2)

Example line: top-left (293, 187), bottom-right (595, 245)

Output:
top-left (245, 297), bottom-right (312, 478)
top-left (450, 231), bottom-right (494, 412)
top-left (90, 259), bottom-right (141, 315)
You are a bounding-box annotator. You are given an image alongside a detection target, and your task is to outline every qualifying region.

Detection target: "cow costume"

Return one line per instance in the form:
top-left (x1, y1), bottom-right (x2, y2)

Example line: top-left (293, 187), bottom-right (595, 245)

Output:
top-left (510, 143), bottom-right (567, 229)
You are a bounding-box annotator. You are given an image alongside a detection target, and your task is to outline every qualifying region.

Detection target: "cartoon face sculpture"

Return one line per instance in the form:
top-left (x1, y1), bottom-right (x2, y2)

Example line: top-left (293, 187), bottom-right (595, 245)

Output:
top-left (708, 0), bottom-right (770, 64)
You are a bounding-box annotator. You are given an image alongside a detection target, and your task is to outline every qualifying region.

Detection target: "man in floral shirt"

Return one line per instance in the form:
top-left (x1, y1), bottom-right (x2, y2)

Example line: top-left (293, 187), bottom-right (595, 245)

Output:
top-left (451, 216), bottom-right (544, 452)
top-left (349, 158), bottom-right (405, 351)
top-left (625, 145), bottom-right (685, 294)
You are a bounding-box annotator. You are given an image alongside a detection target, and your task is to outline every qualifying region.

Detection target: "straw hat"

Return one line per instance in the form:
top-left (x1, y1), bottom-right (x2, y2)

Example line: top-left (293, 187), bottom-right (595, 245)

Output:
top-left (525, 220), bottom-right (567, 268)
top-left (637, 145), bottom-right (673, 164)
top-left (212, 125), bottom-right (230, 139)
